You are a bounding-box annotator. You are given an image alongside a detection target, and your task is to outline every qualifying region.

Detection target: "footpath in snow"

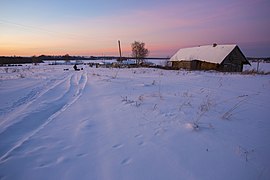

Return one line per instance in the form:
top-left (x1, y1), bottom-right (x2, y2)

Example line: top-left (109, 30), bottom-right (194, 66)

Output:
top-left (0, 64), bottom-right (270, 180)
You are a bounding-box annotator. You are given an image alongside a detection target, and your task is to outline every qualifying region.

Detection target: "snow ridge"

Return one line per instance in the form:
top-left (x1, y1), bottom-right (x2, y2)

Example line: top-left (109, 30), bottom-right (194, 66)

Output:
top-left (0, 72), bottom-right (88, 162)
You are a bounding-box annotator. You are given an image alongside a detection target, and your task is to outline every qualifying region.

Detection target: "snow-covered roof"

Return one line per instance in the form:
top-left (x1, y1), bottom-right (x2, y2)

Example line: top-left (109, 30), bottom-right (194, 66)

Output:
top-left (170, 44), bottom-right (237, 64)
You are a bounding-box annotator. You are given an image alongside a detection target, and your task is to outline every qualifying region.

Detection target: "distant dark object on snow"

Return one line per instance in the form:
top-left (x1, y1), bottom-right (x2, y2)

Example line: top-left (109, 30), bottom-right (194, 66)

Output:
top-left (73, 64), bottom-right (80, 71)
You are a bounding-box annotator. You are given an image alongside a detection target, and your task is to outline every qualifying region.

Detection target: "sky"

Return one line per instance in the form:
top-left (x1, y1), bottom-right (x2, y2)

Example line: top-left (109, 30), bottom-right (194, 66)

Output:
top-left (0, 0), bottom-right (269, 57)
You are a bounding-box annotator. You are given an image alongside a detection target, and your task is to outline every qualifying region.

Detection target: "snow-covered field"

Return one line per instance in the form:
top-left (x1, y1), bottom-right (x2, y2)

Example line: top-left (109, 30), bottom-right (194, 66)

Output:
top-left (244, 62), bottom-right (270, 72)
top-left (0, 63), bottom-right (270, 180)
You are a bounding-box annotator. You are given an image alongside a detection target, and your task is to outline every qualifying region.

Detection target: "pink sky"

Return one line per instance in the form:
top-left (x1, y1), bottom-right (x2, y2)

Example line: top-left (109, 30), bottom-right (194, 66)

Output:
top-left (0, 0), bottom-right (269, 57)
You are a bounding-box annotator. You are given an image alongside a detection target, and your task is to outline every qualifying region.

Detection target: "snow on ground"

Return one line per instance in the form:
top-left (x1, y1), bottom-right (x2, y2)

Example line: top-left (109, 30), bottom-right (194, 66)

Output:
top-left (0, 64), bottom-right (270, 180)
top-left (244, 62), bottom-right (270, 72)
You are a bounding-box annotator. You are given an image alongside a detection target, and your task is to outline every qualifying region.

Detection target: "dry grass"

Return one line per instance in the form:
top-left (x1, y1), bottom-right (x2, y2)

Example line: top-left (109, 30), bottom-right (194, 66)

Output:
top-left (241, 69), bottom-right (270, 75)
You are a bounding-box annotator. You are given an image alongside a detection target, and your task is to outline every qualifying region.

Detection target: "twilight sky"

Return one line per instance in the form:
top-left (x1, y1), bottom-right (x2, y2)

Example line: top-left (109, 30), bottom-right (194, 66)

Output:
top-left (0, 0), bottom-right (269, 57)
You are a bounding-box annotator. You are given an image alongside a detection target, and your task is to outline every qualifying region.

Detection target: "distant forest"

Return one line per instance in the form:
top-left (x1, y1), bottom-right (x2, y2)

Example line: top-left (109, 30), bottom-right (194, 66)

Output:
top-left (0, 55), bottom-right (269, 65)
top-left (0, 55), bottom-right (100, 65)
top-left (246, 57), bottom-right (270, 62)
top-left (0, 54), bottom-right (169, 65)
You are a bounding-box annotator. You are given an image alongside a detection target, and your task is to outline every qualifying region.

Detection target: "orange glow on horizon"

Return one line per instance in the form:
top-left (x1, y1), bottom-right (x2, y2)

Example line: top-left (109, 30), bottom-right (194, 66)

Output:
top-left (0, 39), bottom-right (177, 57)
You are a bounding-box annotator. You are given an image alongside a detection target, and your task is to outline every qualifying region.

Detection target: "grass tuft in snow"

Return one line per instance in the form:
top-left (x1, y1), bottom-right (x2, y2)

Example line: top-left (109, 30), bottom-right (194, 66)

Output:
top-left (121, 96), bottom-right (141, 107)
top-left (221, 99), bottom-right (246, 120)
top-left (236, 146), bottom-right (255, 162)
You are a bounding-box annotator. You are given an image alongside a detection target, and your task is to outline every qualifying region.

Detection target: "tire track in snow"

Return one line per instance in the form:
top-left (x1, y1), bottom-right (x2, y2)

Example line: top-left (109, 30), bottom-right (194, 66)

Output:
top-left (0, 76), bottom-right (67, 116)
top-left (0, 72), bottom-right (88, 162)
top-left (0, 74), bottom-right (71, 130)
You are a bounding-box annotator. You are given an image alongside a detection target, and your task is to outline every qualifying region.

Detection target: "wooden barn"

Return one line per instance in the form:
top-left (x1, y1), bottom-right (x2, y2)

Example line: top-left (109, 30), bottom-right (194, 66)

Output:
top-left (170, 44), bottom-right (250, 72)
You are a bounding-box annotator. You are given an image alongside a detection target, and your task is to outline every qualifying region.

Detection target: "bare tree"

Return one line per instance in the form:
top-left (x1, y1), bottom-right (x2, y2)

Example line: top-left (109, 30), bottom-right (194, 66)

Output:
top-left (31, 55), bottom-right (39, 65)
top-left (131, 41), bottom-right (149, 65)
top-left (64, 54), bottom-right (70, 64)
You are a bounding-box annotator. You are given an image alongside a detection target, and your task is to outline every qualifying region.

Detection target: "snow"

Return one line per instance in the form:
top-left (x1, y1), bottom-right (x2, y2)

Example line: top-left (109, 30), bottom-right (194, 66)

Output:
top-left (170, 44), bottom-right (237, 64)
top-left (244, 62), bottom-right (270, 72)
top-left (0, 64), bottom-right (270, 180)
